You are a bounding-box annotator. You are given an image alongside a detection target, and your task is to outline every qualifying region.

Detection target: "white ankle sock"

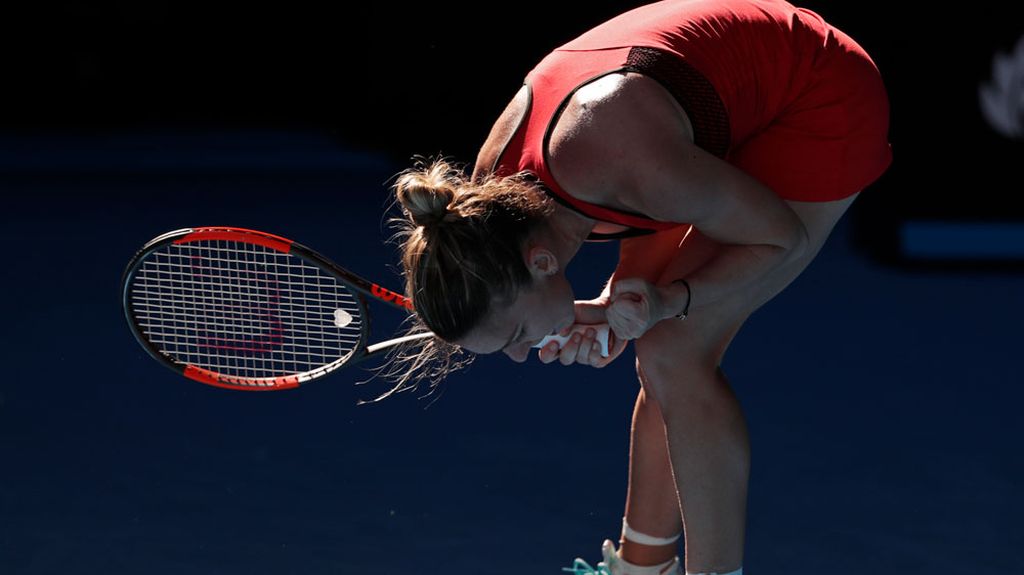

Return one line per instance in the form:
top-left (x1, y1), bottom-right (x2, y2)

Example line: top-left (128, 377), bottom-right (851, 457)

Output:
top-left (621, 517), bottom-right (682, 547)
top-left (617, 519), bottom-right (739, 575)
top-left (611, 519), bottom-right (682, 575)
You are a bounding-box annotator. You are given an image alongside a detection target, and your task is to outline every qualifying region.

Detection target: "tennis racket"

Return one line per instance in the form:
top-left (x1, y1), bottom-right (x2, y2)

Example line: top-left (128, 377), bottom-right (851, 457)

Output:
top-left (122, 227), bottom-right (432, 391)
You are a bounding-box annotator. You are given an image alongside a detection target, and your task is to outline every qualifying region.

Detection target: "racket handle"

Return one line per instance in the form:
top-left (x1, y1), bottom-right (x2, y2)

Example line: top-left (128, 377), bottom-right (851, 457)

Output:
top-left (533, 324), bottom-right (610, 357)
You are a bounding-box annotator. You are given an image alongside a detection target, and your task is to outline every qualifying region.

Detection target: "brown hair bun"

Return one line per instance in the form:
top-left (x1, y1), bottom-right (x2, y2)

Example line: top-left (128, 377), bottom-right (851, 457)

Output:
top-left (394, 164), bottom-right (458, 228)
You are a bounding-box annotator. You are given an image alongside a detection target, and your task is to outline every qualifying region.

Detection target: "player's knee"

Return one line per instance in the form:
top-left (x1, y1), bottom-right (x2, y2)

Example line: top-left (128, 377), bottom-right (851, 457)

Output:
top-left (635, 328), bottom-right (718, 412)
top-left (636, 320), bottom-right (715, 373)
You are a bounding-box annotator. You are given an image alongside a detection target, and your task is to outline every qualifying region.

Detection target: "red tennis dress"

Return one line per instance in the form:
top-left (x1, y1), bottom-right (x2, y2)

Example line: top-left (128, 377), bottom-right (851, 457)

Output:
top-left (491, 0), bottom-right (892, 237)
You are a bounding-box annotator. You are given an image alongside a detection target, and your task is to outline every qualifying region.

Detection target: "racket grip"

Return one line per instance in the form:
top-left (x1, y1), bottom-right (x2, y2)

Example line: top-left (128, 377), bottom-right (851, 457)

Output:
top-left (533, 324), bottom-right (610, 358)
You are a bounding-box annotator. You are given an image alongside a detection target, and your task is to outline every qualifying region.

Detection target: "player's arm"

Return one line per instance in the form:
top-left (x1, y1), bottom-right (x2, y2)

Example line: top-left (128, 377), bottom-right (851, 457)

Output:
top-left (552, 75), bottom-right (809, 318)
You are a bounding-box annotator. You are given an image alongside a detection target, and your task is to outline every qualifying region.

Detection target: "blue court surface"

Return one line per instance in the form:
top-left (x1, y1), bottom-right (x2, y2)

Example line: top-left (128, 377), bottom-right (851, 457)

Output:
top-left (1, 131), bottom-right (1022, 574)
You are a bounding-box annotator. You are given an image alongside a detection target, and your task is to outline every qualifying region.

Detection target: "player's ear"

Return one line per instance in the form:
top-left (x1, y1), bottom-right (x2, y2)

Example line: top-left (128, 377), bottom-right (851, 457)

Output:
top-left (526, 246), bottom-right (559, 278)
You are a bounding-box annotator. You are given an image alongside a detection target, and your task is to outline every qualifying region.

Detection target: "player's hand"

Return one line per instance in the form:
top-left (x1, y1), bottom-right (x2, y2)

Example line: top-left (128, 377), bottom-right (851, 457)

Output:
top-left (537, 299), bottom-right (628, 368)
top-left (606, 278), bottom-right (668, 341)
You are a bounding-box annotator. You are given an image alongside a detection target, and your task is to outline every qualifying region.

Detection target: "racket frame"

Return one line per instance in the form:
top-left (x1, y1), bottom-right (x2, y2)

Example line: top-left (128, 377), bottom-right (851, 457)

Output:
top-left (122, 226), bottom-right (421, 391)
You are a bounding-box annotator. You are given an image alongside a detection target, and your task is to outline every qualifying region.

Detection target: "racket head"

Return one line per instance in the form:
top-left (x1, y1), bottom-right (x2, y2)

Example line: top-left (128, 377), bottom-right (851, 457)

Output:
top-left (122, 227), bottom-right (372, 391)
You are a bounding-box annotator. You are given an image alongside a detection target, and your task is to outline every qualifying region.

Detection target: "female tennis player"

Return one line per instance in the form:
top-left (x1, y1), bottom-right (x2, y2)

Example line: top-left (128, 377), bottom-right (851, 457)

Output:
top-left (389, 1), bottom-right (891, 573)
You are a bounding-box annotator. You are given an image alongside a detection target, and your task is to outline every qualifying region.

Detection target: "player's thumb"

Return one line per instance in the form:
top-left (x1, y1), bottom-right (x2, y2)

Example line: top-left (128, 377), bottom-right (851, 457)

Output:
top-left (610, 278), bottom-right (644, 301)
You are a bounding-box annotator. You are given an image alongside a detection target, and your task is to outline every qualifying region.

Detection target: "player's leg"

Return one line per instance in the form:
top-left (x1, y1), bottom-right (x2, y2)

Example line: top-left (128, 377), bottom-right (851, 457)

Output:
top-left (603, 226), bottom-right (714, 574)
top-left (634, 200), bottom-right (858, 573)
top-left (628, 225), bottom-right (749, 573)
top-left (620, 385), bottom-right (684, 566)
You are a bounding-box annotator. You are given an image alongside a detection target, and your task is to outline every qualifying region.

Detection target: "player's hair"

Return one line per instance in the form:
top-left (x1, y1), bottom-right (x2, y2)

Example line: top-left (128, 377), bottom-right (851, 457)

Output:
top-left (371, 159), bottom-right (553, 400)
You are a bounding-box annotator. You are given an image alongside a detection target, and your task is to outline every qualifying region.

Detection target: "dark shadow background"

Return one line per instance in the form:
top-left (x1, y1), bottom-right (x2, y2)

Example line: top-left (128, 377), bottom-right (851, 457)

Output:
top-left (2, 2), bottom-right (1023, 574)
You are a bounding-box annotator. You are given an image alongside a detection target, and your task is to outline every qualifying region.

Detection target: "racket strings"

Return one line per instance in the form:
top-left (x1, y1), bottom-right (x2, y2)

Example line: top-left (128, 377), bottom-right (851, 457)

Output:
top-left (130, 240), bottom-right (363, 380)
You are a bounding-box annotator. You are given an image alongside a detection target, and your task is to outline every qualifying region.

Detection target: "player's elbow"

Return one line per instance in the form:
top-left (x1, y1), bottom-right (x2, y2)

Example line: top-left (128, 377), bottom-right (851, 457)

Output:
top-left (751, 221), bottom-right (808, 271)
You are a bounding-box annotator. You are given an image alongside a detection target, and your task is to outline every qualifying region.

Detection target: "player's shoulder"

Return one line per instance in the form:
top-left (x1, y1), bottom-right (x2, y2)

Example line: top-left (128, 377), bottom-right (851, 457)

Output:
top-left (548, 72), bottom-right (696, 203)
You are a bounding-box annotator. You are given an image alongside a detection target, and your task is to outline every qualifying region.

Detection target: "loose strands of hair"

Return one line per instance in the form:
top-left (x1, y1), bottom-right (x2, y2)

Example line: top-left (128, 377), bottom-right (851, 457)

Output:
top-left (359, 318), bottom-right (471, 404)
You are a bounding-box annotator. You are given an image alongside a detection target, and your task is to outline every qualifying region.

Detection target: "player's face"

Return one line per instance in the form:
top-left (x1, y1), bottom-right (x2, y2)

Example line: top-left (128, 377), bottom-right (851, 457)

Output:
top-left (456, 275), bottom-right (575, 362)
